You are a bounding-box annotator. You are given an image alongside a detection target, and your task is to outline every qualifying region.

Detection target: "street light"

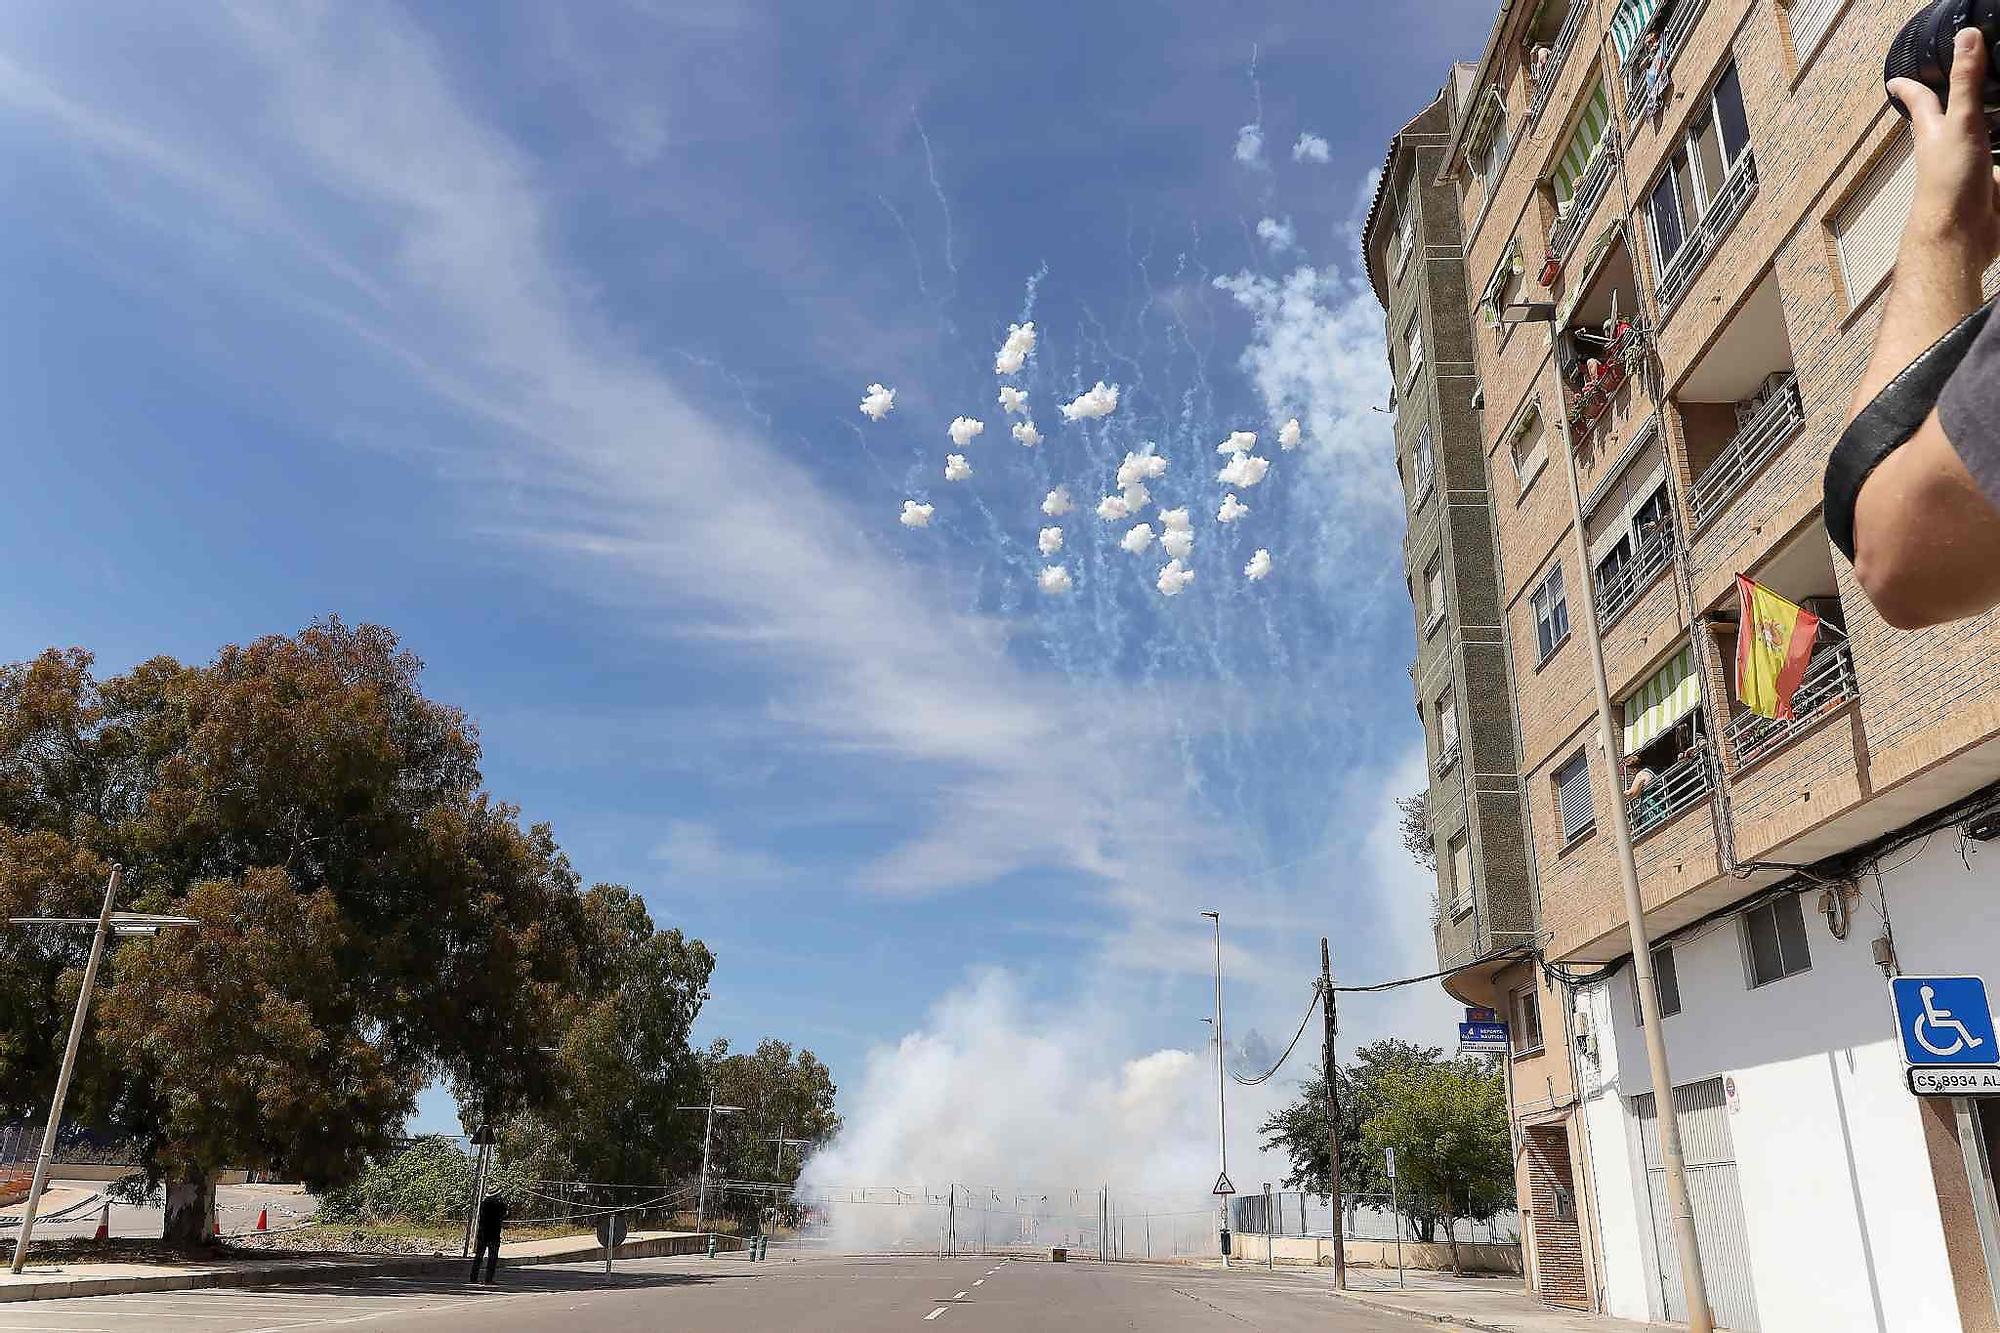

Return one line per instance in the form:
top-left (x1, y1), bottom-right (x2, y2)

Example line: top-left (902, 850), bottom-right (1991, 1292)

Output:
top-left (8, 867), bottom-right (199, 1273)
top-left (1199, 910), bottom-right (1230, 1269)
top-left (1498, 300), bottom-right (1557, 324)
top-left (675, 1090), bottom-right (745, 1231)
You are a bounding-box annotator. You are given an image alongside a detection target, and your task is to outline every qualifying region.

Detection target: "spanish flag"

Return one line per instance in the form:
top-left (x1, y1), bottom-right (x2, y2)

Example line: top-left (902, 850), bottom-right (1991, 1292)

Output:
top-left (1735, 575), bottom-right (1820, 721)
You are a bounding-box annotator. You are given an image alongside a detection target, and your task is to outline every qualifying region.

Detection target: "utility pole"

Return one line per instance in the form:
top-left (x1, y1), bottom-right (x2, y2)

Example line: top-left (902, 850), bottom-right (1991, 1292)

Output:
top-left (1262, 1182), bottom-right (1273, 1269)
top-left (1319, 938), bottom-right (1349, 1290)
top-left (676, 1088), bottom-right (745, 1232)
top-left (1200, 910), bottom-right (1230, 1268)
top-left (1557, 397), bottom-right (1714, 1333)
top-left (9, 869), bottom-right (198, 1275)
top-left (948, 1184), bottom-right (956, 1258)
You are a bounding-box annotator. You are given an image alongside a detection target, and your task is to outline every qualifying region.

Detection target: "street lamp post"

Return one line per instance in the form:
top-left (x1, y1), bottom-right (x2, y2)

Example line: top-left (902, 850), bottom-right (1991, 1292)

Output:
top-left (8, 866), bottom-right (198, 1273)
top-left (676, 1088), bottom-right (744, 1232)
top-left (1200, 910), bottom-right (1230, 1268)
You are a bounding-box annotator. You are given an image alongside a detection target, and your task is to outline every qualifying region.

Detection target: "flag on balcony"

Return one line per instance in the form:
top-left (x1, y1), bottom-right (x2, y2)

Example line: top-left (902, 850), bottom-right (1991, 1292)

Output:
top-left (1735, 575), bottom-right (1820, 720)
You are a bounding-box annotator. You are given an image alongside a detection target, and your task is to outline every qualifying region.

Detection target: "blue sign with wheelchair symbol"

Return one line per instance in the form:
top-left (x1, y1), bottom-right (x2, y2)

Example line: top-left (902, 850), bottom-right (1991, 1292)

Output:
top-left (1893, 977), bottom-right (1998, 1067)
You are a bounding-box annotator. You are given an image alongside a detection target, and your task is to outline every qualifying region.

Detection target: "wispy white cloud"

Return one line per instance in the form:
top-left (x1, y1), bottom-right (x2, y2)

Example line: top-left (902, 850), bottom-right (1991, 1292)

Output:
top-left (1255, 216), bottom-right (1295, 253)
top-left (651, 818), bottom-right (788, 884)
top-left (1233, 123), bottom-right (1266, 168)
top-left (1292, 132), bottom-right (1330, 164)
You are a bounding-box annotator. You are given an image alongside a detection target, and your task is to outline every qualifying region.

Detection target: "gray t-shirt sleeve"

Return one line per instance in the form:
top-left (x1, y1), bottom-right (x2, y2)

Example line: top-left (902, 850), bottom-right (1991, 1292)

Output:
top-left (1933, 309), bottom-right (2000, 512)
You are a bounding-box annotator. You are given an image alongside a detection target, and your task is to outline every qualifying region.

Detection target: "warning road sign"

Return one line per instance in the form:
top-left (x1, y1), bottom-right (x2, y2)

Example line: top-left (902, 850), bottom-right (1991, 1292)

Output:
top-left (1211, 1172), bottom-right (1236, 1196)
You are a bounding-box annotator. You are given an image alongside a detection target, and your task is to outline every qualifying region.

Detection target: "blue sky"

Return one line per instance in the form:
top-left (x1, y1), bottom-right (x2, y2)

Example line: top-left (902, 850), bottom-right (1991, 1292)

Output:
top-left (1, 1), bottom-right (1493, 1160)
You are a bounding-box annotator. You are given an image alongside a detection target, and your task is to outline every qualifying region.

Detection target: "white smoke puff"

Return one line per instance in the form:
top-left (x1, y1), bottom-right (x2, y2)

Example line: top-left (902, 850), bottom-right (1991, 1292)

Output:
top-left (1119, 523), bottom-right (1156, 555)
top-left (1245, 548), bottom-right (1273, 580)
top-left (1037, 564), bottom-right (1072, 595)
top-left (899, 500), bottom-right (934, 528)
top-left (1161, 528), bottom-right (1194, 561)
top-left (1234, 123), bottom-right (1266, 168)
top-left (1278, 417), bottom-right (1302, 450)
top-left (1042, 486), bottom-right (1074, 517)
top-left (999, 386), bottom-right (1029, 415)
top-left (944, 454), bottom-right (972, 482)
top-left (1115, 451), bottom-right (1169, 490)
top-left (1120, 482), bottom-right (1151, 511)
top-left (948, 416), bottom-right (985, 447)
top-left (1095, 494), bottom-right (1132, 522)
top-left (1256, 217), bottom-right (1296, 253)
top-left (1157, 507), bottom-right (1192, 533)
top-left (1217, 493), bottom-right (1250, 524)
top-left (995, 322), bottom-right (1037, 375)
top-left (1156, 559), bottom-right (1195, 597)
top-left (1012, 420), bottom-right (1043, 447)
top-left (859, 383), bottom-right (896, 420)
top-left (1059, 381), bottom-right (1120, 421)
top-left (1216, 430), bottom-right (1257, 455)
top-left (1293, 132), bottom-right (1331, 164)
top-left (1038, 526), bottom-right (1064, 557)
top-left (1217, 453), bottom-right (1271, 488)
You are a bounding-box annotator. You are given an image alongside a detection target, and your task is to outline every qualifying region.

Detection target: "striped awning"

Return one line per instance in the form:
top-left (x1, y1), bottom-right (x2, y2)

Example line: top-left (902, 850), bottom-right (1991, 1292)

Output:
top-left (1550, 85), bottom-right (1612, 203)
top-left (1624, 644), bottom-right (1700, 753)
top-left (1611, 0), bottom-right (1663, 61)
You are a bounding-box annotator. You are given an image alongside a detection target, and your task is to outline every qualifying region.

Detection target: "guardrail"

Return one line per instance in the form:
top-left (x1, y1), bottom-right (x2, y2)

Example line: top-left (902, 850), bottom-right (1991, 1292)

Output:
top-left (1656, 152), bottom-right (1757, 315)
top-left (1628, 747), bottom-right (1712, 839)
top-left (1688, 369), bottom-right (1801, 527)
top-left (1529, 0), bottom-right (1591, 126)
top-left (1623, 0), bottom-right (1710, 114)
top-left (1595, 521), bottom-right (1674, 628)
top-left (1550, 143), bottom-right (1616, 260)
top-left (1723, 642), bottom-right (1856, 768)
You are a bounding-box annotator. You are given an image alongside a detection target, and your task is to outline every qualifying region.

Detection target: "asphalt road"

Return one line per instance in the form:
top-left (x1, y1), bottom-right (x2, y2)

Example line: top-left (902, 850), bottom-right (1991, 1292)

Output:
top-left (0, 1253), bottom-right (1441, 1331)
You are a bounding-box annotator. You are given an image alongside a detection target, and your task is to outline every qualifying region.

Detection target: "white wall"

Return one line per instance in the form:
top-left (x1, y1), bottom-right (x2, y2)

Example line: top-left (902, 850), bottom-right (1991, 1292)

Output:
top-left (1577, 833), bottom-right (1993, 1333)
top-left (1576, 980), bottom-right (1656, 1323)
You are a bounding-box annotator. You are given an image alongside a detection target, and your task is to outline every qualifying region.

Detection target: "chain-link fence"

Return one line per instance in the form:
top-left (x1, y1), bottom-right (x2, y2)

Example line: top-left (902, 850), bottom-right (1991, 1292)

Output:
top-left (1230, 1189), bottom-right (1518, 1244)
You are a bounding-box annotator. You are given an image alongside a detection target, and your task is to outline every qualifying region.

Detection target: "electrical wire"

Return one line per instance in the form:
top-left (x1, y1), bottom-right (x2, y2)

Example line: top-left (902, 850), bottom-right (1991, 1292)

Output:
top-left (1229, 985), bottom-right (1320, 1086)
top-left (1331, 945), bottom-right (1534, 993)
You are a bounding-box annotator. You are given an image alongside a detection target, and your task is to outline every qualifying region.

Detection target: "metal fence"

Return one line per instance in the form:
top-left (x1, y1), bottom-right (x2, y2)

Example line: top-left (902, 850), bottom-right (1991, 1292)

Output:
top-left (1230, 1190), bottom-right (1519, 1245)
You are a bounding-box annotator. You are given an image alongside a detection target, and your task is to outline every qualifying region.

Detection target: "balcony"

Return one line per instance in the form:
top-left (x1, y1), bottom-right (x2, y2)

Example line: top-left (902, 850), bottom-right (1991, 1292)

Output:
top-left (1550, 142), bottom-right (1616, 261)
top-left (1628, 746), bottom-right (1712, 839)
top-left (1656, 153), bottom-right (1757, 316)
top-left (1565, 321), bottom-right (1647, 445)
top-left (1621, 0), bottom-right (1709, 118)
top-left (1688, 371), bottom-right (1802, 527)
top-left (1596, 514), bottom-right (1674, 627)
top-left (1527, 0), bottom-right (1590, 126)
top-left (1723, 641), bottom-right (1857, 768)
top-left (1437, 737), bottom-right (1463, 775)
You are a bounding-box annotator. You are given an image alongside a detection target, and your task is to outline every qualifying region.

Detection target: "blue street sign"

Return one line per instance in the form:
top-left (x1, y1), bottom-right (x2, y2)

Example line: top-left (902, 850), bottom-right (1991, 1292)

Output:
top-left (1892, 976), bottom-right (1998, 1067)
top-left (1459, 1021), bottom-right (1509, 1047)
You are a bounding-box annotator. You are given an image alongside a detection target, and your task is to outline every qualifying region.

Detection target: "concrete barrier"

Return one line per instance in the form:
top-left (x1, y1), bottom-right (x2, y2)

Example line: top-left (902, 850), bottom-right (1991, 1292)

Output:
top-left (1227, 1233), bottom-right (1522, 1275)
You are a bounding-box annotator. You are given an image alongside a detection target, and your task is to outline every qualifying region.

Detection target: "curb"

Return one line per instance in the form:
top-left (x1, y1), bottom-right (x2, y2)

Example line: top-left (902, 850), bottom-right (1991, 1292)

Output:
top-left (1327, 1288), bottom-right (1484, 1333)
top-left (0, 1230), bottom-right (723, 1303)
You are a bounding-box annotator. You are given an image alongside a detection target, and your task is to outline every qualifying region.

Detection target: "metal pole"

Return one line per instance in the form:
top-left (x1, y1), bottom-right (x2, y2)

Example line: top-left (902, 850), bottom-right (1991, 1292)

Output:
top-left (697, 1088), bottom-right (716, 1232)
top-left (1319, 939), bottom-right (1349, 1290)
top-left (1390, 1157), bottom-right (1405, 1289)
top-left (460, 1139), bottom-right (490, 1259)
top-left (1202, 910), bottom-right (1229, 1268)
top-left (948, 1184), bottom-right (956, 1258)
top-left (1263, 1182), bottom-right (1273, 1269)
top-left (11, 866), bottom-right (120, 1275)
top-left (1558, 411), bottom-right (1714, 1333)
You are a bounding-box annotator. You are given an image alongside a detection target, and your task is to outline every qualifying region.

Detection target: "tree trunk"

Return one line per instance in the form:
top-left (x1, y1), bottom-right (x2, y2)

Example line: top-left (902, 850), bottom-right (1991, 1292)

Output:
top-left (162, 1173), bottom-right (216, 1250)
top-left (1444, 1196), bottom-right (1462, 1275)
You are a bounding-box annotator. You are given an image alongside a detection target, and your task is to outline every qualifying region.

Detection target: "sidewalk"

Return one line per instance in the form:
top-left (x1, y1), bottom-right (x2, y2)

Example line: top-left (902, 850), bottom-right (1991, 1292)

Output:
top-left (1326, 1270), bottom-right (1673, 1333)
top-left (0, 1229), bottom-right (720, 1303)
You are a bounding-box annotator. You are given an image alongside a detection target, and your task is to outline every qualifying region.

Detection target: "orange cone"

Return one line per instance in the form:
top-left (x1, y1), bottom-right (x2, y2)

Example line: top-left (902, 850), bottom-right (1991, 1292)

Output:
top-left (255, 1208), bottom-right (268, 1232)
top-left (93, 1202), bottom-right (110, 1241)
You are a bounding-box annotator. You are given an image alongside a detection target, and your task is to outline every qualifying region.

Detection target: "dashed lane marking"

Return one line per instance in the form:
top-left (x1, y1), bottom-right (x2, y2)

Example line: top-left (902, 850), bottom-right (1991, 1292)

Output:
top-left (953, 1291), bottom-right (967, 1299)
top-left (973, 1279), bottom-right (983, 1285)
top-left (924, 1307), bottom-right (947, 1321)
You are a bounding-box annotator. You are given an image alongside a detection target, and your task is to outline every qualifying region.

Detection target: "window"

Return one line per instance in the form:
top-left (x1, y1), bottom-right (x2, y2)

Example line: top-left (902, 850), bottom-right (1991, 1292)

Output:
top-left (1532, 565), bottom-right (1570, 662)
top-left (1470, 93), bottom-right (1512, 197)
top-left (1554, 750), bottom-right (1593, 843)
top-left (1786, 0), bottom-right (1847, 63)
top-left (1646, 63), bottom-right (1753, 279)
top-left (1744, 893), bottom-right (1812, 986)
top-left (1436, 692), bottom-right (1460, 761)
top-left (1411, 423), bottom-right (1437, 503)
top-left (1511, 409), bottom-right (1548, 489)
top-left (1512, 985), bottom-right (1544, 1054)
top-left (1425, 559), bottom-right (1446, 632)
top-left (1449, 832), bottom-right (1473, 914)
top-left (1404, 315), bottom-right (1426, 389)
top-left (1833, 133), bottom-right (1915, 307)
top-left (1634, 944), bottom-right (1682, 1023)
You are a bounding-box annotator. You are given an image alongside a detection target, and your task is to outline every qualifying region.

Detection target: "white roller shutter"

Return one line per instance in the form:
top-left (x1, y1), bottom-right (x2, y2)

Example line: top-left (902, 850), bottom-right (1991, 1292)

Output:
top-left (1787, 0), bottom-right (1844, 62)
top-left (1833, 134), bottom-right (1914, 307)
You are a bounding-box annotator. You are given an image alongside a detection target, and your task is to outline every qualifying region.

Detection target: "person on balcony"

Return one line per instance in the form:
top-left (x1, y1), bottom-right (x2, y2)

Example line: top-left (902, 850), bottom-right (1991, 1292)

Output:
top-left (1837, 27), bottom-right (2000, 628)
top-left (1638, 31), bottom-right (1670, 119)
top-left (1624, 753), bottom-right (1663, 826)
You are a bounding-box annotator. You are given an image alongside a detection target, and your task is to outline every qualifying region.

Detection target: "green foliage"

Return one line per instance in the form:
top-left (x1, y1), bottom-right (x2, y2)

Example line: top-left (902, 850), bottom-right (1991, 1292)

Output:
top-left (319, 1136), bottom-right (535, 1226)
top-left (1361, 1056), bottom-right (1513, 1254)
top-left (1258, 1039), bottom-right (1444, 1200)
top-left (701, 1037), bottom-right (840, 1223)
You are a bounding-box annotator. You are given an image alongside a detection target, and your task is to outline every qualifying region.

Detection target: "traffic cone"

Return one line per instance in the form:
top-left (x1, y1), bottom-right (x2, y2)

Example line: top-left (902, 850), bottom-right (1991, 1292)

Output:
top-left (93, 1202), bottom-right (109, 1241)
top-left (255, 1208), bottom-right (268, 1232)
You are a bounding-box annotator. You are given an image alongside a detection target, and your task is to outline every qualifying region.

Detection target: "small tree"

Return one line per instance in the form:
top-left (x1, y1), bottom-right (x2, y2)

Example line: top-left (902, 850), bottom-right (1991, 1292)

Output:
top-left (1260, 1039), bottom-right (1444, 1214)
top-left (1397, 792), bottom-right (1435, 872)
top-left (702, 1038), bottom-right (839, 1228)
top-left (1361, 1057), bottom-right (1512, 1273)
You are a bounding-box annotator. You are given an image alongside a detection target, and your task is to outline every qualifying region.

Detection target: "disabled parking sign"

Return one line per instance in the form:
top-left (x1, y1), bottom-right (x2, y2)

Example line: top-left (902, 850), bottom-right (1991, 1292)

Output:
top-left (1893, 976), bottom-right (1998, 1075)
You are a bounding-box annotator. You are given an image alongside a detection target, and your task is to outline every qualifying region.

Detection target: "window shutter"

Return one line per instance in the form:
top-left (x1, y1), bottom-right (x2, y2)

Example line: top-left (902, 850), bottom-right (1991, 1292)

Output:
top-left (1834, 134), bottom-right (1915, 306)
top-left (1649, 173), bottom-right (1685, 270)
top-left (1451, 835), bottom-right (1472, 904)
top-left (1556, 753), bottom-right (1593, 840)
top-left (1788, 0), bottom-right (1844, 60)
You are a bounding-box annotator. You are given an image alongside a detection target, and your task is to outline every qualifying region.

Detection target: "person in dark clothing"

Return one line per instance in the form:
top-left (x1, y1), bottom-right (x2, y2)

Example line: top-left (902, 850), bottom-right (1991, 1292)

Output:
top-left (470, 1192), bottom-right (507, 1283)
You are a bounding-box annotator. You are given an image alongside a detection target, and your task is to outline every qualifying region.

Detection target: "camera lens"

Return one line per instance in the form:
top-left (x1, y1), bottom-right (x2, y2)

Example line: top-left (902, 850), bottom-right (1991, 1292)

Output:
top-left (1886, 0), bottom-right (2000, 121)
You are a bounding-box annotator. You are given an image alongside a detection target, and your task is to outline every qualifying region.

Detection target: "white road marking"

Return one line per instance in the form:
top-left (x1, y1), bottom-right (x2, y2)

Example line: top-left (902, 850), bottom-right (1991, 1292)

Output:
top-left (953, 1291), bottom-right (967, 1299)
top-left (973, 1278), bottom-right (984, 1285)
top-left (924, 1307), bottom-right (947, 1320)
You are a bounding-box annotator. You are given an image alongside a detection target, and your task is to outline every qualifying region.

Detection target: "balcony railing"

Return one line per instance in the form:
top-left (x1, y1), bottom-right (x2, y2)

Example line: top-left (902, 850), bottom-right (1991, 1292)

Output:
top-left (1566, 321), bottom-right (1645, 443)
top-left (1657, 152), bottom-right (1758, 315)
top-left (1628, 746), bottom-right (1713, 839)
top-left (1723, 641), bottom-right (1857, 768)
top-left (1622, 0), bottom-right (1710, 115)
top-left (1596, 519), bottom-right (1675, 628)
top-left (1437, 737), bottom-right (1462, 775)
top-left (1688, 370), bottom-right (1803, 528)
top-left (1528, 0), bottom-right (1591, 126)
top-left (1550, 141), bottom-right (1616, 260)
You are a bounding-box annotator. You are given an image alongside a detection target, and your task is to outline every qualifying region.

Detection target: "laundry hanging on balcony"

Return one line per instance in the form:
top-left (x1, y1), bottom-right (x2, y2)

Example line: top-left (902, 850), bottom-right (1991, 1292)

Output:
top-left (1624, 644), bottom-right (1700, 753)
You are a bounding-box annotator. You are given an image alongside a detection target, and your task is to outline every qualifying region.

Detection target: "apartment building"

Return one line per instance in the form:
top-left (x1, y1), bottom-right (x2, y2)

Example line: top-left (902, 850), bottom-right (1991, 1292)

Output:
top-left (1406, 0), bottom-right (2000, 1328)
top-left (1362, 75), bottom-right (1586, 1309)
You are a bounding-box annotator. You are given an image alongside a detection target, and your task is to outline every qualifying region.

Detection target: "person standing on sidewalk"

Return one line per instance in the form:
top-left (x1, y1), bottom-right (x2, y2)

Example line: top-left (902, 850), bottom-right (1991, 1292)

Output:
top-left (469, 1191), bottom-right (508, 1283)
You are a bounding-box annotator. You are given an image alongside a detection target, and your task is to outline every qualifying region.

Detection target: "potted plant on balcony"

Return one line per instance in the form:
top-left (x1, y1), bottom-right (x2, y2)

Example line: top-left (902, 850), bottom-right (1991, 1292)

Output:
top-left (1539, 252), bottom-right (1562, 287)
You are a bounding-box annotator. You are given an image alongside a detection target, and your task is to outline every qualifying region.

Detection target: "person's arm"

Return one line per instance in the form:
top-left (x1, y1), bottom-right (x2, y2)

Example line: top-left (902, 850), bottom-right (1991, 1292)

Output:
top-left (1846, 28), bottom-right (2000, 629)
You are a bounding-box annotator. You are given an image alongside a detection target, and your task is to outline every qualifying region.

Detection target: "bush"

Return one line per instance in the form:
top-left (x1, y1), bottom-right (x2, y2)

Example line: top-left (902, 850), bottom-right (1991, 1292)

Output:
top-left (318, 1137), bottom-right (536, 1227)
